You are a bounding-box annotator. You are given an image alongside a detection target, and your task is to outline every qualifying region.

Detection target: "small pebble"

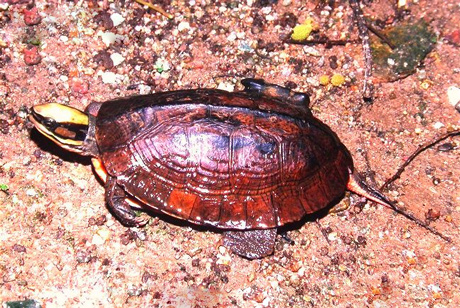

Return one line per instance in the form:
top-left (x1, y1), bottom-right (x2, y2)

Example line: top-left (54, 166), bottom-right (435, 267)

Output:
top-left (433, 122), bottom-right (444, 129)
top-left (26, 188), bottom-right (37, 197)
top-left (303, 46), bottom-right (320, 56)
top-left (447, 86), bottom-right (460, 112)
top-left (99, 32), bottom-right (117, 47)
top-left (398, 0), bottom-right (406, 7)
top-left (154, 58), bottom-right (171, 73)
top-left (327, 232), bottom-right (338, 241)
top-left (437, 142), bottom-right (454, 152)
top-left (289, 274), bottom-right (300, 286)
top-left (329, 56), bottom-right (338, 69)
top-left (33, 149), bottom-right (42, 158)
top-left (100, 71), bottom-right (117, 84)
top-left (227, 32), bottom-right (237, 41)
top-left (110, 52), bottom-right (124, 66)
top-left (425, 208), bottom-right (440, 221)
top-left (76, 250), bottom-right (92, 263)
top-left (23, 7), bottom-right (41, 26)
top-left (217, 82), bottom-right (234, 92)
top-left (70, 78), bottom-right (89, 94)
top-left (178, 21), bottom-right (190, 32)
top-left (110, 13), bottom-right (124, 27)
top-left (23, 46), bottom-right (41, 65)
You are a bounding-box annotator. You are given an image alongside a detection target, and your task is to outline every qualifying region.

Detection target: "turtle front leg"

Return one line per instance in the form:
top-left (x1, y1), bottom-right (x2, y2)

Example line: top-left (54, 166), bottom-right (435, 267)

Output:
top-left (223, 229), bottom-right (277, 259)
top-left (105, 176), bottom-right (149, 227)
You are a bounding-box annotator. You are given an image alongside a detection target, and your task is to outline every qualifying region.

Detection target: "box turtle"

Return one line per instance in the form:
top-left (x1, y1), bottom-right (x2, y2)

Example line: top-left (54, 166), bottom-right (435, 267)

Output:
top-left (29, 79), bottom-right (417, 259)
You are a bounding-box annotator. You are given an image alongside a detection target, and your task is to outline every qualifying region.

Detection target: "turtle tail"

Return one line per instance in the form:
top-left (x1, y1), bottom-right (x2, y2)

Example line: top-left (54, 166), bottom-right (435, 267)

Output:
top-left (347, 170), bottom-right (451, 242)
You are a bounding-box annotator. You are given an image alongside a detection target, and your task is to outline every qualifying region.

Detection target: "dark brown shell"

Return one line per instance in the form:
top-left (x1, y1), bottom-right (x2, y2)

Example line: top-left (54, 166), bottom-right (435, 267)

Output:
top-left (94, 88), bottom-right (353, 230)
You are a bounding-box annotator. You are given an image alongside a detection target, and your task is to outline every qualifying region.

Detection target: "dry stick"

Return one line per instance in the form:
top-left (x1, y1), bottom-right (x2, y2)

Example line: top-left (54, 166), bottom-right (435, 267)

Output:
top-left (385, 198), bottom-right (452, 242)
top-left (349, 0), bottom-right (373, 99)
top-left (134, 0), bottom-right (173, 19)
top-left (381, 129), bottom-right (460, 191)
top-left (286, 39), bottom-right (358, 46)
top-left (366, 23), bottom-right (396, 50)
top-left (377, 129), bottom-right (460, 243)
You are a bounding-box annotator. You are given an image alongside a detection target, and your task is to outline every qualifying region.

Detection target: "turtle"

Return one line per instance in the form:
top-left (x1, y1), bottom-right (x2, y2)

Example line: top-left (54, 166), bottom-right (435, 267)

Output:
top-left (28, 78), bottom-right (429, 259)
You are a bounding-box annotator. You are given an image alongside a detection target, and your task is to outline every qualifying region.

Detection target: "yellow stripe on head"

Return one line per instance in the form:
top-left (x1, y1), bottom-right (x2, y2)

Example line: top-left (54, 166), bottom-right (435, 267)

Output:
top-left (33, 103), bottom-right (88, 126)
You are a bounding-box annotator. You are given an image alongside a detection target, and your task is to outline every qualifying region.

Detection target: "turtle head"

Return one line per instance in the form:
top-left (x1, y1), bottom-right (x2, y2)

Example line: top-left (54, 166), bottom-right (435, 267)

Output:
top-left (29, 103), bottom-right (98, 156)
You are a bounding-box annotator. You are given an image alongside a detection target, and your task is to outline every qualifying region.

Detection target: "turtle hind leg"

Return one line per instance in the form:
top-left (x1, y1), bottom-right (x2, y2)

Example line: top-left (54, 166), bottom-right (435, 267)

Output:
top-left (105, 176), bottom-right (149, 227)
top-left (223, 229), bottom-right (277, 259)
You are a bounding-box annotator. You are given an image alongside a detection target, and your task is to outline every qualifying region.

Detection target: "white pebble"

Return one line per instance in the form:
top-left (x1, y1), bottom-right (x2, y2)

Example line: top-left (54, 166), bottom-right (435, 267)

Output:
top-left (303, 46), bottom-right (321, 57)
top-left (447, 86), bottom-right (460, 107)
top-left (110, 52), bottom-right (125, 66)
top-left (110, 13), bottom-right (125, 27)
top-left (217, 82), bottom-right (235, 92)
top-left (99, 32), bottom-right (116, 46)
top-left (227, 32), bottom-right (237, 41)
top-left (100, 71), bottom-right (117, 84)
top-left (92, 228), bottom-right (110, 245)
top-left (428, 284), bottom-right (442, 293)
top-left (218, 245), bottom-right (227, 254)
top-left (327, 232), bottom-right (338, 241)
top-left (433, 122), bottom-right (444, 129)
top-left (178, 21), bottom-right (190, 32)
top-left (26, 188), bottom-right (37, 197)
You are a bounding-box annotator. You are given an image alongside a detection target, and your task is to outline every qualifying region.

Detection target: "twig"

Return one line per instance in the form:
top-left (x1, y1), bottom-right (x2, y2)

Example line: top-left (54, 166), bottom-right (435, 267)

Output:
top-left (381, 129), bottom-right (460, 190)
top-left (366, 23), bottom-right (396, 49)
top-left (349, 0), bottom-right (373, 99)
top-left (134, 0), bottom-right (173, 19)
top-left (286, 38), bottom-right (358, 46)
top-left (385, 198), bottom-right (452, 242)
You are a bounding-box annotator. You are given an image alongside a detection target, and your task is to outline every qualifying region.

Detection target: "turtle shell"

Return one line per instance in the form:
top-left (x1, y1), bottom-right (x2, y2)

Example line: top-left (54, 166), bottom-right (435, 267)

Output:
top-left (93, 86), bottom-right (353, 230)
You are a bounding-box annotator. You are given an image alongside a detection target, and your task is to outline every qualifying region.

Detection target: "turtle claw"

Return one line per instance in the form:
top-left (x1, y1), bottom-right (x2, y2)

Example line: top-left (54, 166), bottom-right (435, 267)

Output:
top-left (105, 176), bottom-right (149, 227)
top-left (132, 214), bottom-right (150, 227)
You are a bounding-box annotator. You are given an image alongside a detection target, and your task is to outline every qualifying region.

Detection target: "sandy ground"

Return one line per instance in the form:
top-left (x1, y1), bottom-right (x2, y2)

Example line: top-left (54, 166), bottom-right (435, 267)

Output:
top-left (1, 0), bottom-right (459, 307)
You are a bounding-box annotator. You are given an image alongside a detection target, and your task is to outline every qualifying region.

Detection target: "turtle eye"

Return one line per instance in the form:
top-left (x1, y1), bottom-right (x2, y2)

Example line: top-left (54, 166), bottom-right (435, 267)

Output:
top-left (43, 118), bottom-right (57, 130)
